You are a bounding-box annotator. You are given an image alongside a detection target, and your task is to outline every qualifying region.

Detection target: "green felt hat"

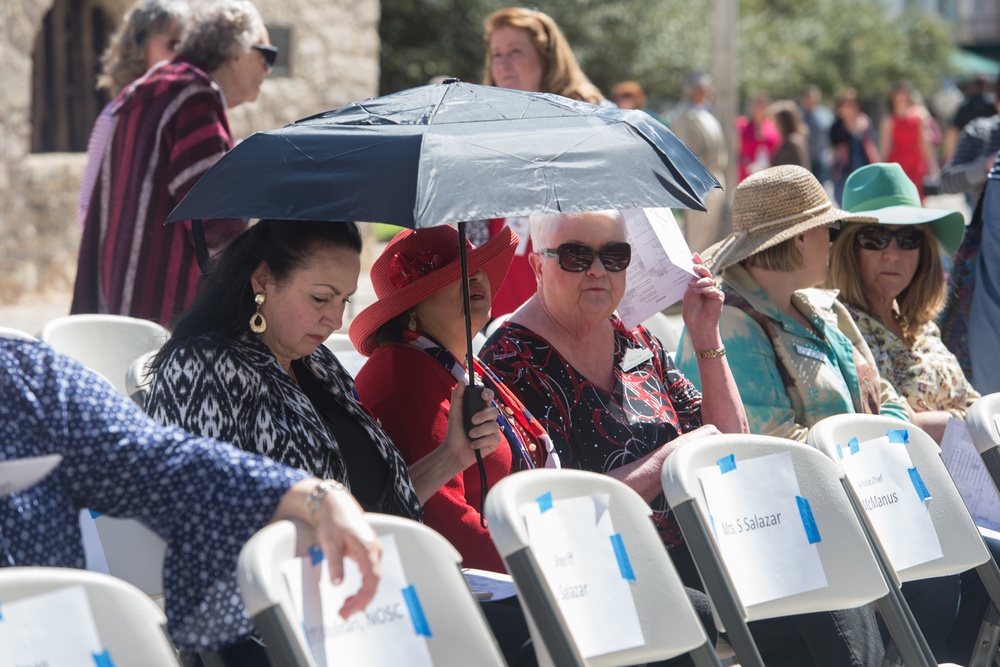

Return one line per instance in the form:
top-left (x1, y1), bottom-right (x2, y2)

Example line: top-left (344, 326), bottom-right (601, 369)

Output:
top-left (841, 163), bottom-right (965, 255)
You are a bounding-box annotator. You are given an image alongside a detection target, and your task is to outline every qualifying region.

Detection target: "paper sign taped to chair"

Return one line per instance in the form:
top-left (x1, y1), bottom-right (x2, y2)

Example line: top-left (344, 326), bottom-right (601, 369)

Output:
top-left (0, 454), bottom-right (62, 497)
top-left (698, 450), bottom-right (828, 607)
top-left (940, 417), bottom-right (1000, 531)
top-left (522, 492), bottom-right (644, 658)
top-left (839, 434), bottom-right (943, 571)
top-left (283, 533), bottom-right (433, 667)
top-left (0, 584), bottom-right (111, 667)
top-left (618, 208), bottom-right (697, 328)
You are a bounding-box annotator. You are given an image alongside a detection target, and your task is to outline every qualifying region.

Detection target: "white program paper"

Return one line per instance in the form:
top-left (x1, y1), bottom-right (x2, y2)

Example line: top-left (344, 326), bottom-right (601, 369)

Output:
top-left (839, 434), bottom-right (943, 571)
top-left (0, 585), bottom-right (111, 667)
top-left (0, 454), bottom-right (62, 497)
top-left (283, 534), bottom-right (434, 667)
top-left (940, 417), bottom-right (1000, 531)
top-left (523, 493), bottom-right (644, 658)
top-left (618, 208), bottom-right (697, 329)
top-left (462, 568), bottom-right (517, 601)
top-left (699, 450), bottom-right (828, 607)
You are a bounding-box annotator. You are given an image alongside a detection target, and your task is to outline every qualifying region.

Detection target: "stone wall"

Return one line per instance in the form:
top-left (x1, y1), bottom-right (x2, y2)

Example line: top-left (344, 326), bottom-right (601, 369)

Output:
top-left (0, 0), bottom-right (380, 306)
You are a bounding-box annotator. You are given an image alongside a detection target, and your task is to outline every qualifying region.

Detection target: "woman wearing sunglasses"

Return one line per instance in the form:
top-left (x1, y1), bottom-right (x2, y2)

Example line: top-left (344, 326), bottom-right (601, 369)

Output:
top-left (480, 209), bottom-right (748, 662)
top-left (828, 163), bottom-right (975, 445)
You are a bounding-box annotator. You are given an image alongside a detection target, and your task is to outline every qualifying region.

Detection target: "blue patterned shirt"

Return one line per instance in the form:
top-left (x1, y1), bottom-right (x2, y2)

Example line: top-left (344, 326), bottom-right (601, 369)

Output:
top-left (0, 339), bottom-right (309, 651)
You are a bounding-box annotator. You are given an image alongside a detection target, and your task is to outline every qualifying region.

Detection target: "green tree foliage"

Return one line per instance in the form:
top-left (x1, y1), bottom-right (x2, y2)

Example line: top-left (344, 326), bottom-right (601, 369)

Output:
top-left (379, 0), bottom-right (954, 109)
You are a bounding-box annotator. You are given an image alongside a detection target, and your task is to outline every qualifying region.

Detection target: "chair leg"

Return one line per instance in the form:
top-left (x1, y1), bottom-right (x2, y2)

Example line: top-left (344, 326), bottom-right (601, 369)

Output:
top-left (689, 640), bottom-right (725, 667)
top-left (967, 603), bottom-right (1000, 667)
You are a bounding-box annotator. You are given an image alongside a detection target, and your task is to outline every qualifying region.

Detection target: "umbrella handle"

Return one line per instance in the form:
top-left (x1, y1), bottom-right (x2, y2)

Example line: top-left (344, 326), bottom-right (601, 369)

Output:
top-left (462, 385), bottom-right (488, 435)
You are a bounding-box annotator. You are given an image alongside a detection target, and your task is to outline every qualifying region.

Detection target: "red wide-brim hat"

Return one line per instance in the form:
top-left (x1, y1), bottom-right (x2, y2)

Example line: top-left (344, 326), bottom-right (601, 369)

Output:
top-left (350, 225), bottom-right (518, 356)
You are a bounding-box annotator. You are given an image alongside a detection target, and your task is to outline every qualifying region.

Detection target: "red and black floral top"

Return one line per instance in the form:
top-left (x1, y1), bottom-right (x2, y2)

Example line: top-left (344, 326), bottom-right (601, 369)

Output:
top-left (481, 315), bottom-right (703, 548)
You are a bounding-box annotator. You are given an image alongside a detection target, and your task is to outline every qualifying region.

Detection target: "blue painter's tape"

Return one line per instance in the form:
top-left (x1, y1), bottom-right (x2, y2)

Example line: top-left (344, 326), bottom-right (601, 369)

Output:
top-left (402, 585), bottom-right (432, 637)
top-left (89, 509), bottom-right (101, 519)
top-left (0, 601), bottom-right (3, 621)
top-left (718, 453), bottom-right (736, 473)
top-left (610, 533), bottom-right (636, 581)
top-left (796, 496), bottom-right (821, 544)
top-left (836, 444), bottom-right (843, 459)
top-left (848, 437), bottom-right (860, 455)
top-left (308, 544), bottom-right (325, 566)
top-left (888, 430), bottom-right (909, 444)
top-left (908, 468), bottom-right (931, 501)
top-left (536, 491), bottom-right (553, 513)
top-left (93, 650), bottom-right (115, 667)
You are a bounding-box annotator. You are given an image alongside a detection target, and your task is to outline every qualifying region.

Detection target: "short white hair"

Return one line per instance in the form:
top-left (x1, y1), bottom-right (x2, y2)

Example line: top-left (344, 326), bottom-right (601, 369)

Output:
top-left (529, 209), bottom-right (625, 251)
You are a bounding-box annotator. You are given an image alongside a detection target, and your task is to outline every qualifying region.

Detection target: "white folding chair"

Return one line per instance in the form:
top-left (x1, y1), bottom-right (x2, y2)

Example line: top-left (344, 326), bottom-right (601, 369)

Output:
top-left (238, 515), bottom-right (506, 667)
top-left (0, 326), bottom-right (38, 341)
top-left (91, 515), bottom-right (168, 602)
top-left (126, 350), bottom-right (157, 408)
top-left (660, 434), bottom-right (929, 667)
top-left (484, 468), bottom-right (721, 667)
top-left (322, 332), bottom-right (355, 353)
top-left (0, 567), bottom-right (180, 666)
top-left (968, 393), bottom-right (1000, 497)
top-left (38, 314), bottom-right (169, 395)
top-left (641, 311), bottom-right (682, 352)
top-left (809, 414), bottom-right (1000, 667)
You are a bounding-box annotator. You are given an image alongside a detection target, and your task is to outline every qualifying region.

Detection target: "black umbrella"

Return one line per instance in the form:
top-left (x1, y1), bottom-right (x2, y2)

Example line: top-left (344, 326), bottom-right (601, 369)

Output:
top-left (168, 80), bottom-right (719, 495)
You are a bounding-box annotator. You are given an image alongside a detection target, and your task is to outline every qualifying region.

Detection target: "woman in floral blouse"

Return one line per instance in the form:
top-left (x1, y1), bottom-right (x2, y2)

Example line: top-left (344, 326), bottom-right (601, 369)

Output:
top-left (829, 163), bottom-right (976, 444)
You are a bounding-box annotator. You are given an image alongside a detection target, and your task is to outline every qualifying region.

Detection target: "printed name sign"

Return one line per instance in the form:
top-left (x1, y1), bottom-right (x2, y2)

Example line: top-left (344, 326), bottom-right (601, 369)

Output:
top-left (0, 585), bottom-right (114, 667)
top-left (699, 451), bottom-right (828, 607)
top-left (283, 534), bottom-right (433, 667)
top-left (838, 432), bottom-right (943, 571)
top-left (522, 493), bottom-right (644, 658)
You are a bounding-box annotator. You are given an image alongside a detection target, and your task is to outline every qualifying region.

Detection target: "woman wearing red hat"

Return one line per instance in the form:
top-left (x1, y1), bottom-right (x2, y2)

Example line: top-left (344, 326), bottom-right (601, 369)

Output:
top-left (351, 225), bottom-right (556, 574)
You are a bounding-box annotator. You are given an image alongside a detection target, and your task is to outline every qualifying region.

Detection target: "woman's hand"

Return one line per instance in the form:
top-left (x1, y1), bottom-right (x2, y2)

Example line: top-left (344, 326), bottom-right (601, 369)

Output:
top-left (682, 252), bottom-right (726, 350)
top-left (443, 382), bottom-right (503, 470)
top-left (272, 479), bottom-right (382, 618)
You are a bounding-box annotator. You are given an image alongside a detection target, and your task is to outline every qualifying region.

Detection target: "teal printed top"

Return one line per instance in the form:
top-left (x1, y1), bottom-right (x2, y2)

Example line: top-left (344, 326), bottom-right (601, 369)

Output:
top-left (677, 264), bottom-right (909, 441)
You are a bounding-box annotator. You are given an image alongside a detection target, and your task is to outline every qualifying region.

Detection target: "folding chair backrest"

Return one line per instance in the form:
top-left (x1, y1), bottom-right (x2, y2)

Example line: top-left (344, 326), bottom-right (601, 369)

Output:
top-left (808, 414), bottom-right (990, 581)
top-left (92, 515), bottom-right (168, 601)
top-left (484, 468), bottom-right (717, 667)
top-left (967, 392), bottom-right (1000, 489)
top-left (0, 326), bottom-right (38, 341)
top-left (238, 516), bottom-right (506, 667)
top-left (0, 567), bottom-right (179, 666)
top-left (640, 311), bottom-right (682, 352)
top-left (661, 434), bottom-right (888, 620)
top-left (38, 314), bottom-right (169, 395)
top-left (126, 350), bottom-right (157, 408)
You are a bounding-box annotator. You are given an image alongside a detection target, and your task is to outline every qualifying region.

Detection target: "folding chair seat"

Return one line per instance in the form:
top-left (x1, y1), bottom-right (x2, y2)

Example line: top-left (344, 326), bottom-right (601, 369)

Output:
top-left (0, 567), bottom-right (179, 666)
top-left (660, 433), bottom-right (931, 667)
top-left (809, 414), bottom-right (1000, 667)
top-left (38, 314), bottom-right (168, 395)
top-left (484, 468), bottom-right (721, 667)
top-left (237, 515), bottom-right (506, 667)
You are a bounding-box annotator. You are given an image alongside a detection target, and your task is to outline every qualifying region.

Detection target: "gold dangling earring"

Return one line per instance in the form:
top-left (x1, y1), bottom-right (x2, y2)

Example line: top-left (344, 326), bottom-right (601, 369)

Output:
top-left (250, 292), bottom-right (267, 333)
top-left (407, 311), bottom-right (418, 332)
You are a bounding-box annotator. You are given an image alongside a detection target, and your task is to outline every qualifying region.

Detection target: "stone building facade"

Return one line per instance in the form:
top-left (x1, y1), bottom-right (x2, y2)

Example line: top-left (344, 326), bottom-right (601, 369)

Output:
top-left (0, 0), bottom-right (380, 306)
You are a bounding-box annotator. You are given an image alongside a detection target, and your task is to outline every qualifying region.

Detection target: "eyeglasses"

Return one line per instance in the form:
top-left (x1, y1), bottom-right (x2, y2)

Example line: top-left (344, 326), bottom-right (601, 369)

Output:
top-left (828, 225), bottom-right (841, 243)
top-left (854, 226), bottom-right (924, 251)
top-left (540, 242), bottom-right (632, 272)
top-left (252, 44), bottom-right (278, 70)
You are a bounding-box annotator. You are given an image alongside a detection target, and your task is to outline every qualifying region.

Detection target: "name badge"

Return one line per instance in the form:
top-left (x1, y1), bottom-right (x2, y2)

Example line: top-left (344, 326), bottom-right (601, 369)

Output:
top-left (620, 347), bottom-right (654, 372)
top-left (794, 344), bottom-right (827, 362)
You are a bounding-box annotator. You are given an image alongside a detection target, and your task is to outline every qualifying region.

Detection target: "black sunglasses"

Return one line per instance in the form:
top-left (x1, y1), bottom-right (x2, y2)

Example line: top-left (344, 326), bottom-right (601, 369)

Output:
top-left (540, 242), bottom-right (632, 272)
top-left (252, 44), bottom-right (278, 70)
top-left (854, 226), bottom-right (924, 251)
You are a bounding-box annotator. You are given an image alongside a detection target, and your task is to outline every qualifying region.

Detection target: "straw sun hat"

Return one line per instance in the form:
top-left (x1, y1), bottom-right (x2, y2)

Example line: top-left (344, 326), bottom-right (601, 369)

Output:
top-left (349, 225), bottom-right (517, 356)
top-left (702, 165), bottom-right (877, 273)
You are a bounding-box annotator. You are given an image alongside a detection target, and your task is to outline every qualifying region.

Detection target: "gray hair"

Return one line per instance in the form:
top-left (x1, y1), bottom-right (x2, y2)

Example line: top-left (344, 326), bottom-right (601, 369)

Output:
top-left (97, 0), bottom-right (190, 95)
top-left (529, 210), bottom-right (626, 252)
top-left (179, 0), bottom-right (265, 72)
top-left (682, 72), bottom-right (712, 99)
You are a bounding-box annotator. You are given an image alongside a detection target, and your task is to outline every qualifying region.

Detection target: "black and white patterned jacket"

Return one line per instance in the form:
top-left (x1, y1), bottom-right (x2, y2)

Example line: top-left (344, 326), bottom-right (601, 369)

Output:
top-left (147, 332), bottom-right (421, 520)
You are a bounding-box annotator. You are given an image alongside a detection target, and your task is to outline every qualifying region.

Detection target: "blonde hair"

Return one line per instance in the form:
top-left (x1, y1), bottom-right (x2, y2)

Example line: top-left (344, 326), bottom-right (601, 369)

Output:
top-left (742, 237), bottom-right (807, 272)
top-left (483, 7), bottom-right (604, 104)
top-left (96, 0), bottom-right (189, 96)
top-left (827, 223), bottom-right (945, 332)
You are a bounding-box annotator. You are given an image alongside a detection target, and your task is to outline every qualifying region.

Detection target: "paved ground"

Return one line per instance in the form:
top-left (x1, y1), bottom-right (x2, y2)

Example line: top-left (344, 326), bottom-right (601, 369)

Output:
top-left (0, 193), bottom-right (970, 337)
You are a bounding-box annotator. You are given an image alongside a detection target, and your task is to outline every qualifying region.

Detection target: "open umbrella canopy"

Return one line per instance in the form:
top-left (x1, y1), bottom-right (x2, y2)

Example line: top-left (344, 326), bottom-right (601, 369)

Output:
top-left (167, 80), bottom-right (719, 227)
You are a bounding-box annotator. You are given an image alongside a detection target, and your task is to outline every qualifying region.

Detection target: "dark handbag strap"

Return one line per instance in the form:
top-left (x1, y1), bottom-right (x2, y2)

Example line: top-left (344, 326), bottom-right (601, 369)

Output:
top-left (723, 291), bottom-right (795, 392)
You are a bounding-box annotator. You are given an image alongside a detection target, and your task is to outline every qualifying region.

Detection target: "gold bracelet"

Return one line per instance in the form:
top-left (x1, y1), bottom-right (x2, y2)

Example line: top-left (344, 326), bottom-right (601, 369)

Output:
top-left (304, 479), bottom-right (348, 519)
top-left (695, 346), bottom-right (727, 360)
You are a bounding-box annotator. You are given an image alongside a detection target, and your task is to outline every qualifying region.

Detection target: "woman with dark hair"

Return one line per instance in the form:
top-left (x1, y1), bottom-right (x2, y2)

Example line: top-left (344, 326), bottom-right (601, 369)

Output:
top-left (148, 219), bottom-right (535, 666)
top-left (830, 89), bottom-right (879, 204)
top-left (770, 100), bottom-right (811, 169)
